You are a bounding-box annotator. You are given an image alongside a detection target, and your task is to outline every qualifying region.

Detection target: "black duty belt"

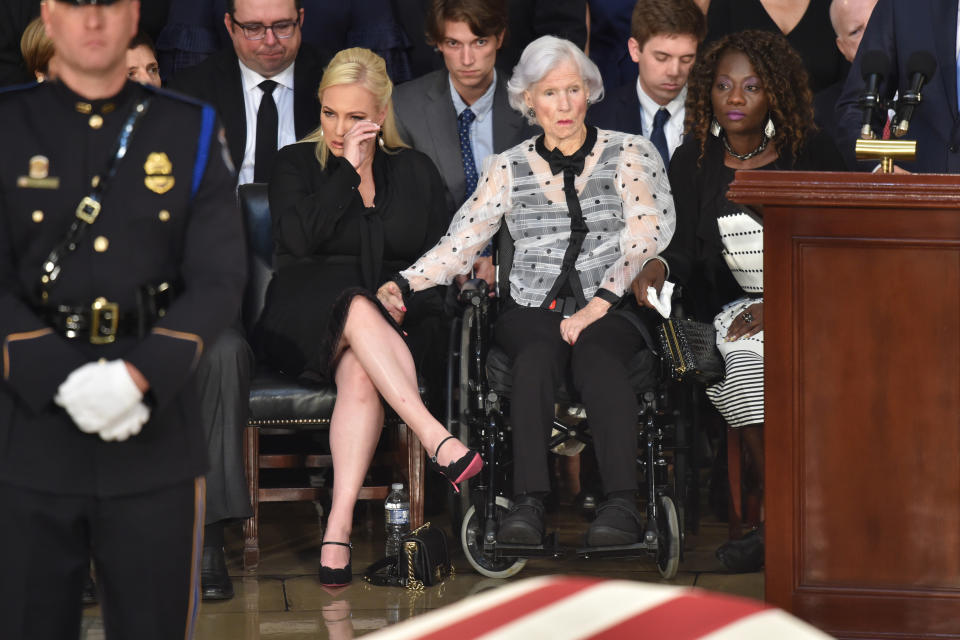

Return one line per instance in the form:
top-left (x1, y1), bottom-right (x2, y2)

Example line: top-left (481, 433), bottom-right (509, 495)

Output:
top-left (36, 281), bottom-right (175, 344)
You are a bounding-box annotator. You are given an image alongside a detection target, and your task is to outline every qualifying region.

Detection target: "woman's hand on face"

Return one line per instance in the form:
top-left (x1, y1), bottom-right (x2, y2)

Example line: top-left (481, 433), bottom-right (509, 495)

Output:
top-left (376, 281), bottom-right (406, 325)
top-left (342, 120), bottom-right (380, 169)
top-left (632, 259), bottom-right (667, 308)
top-left (560, 297), bottom-right (611, 345)
top-left (725, 302), bottom-right (763, 341)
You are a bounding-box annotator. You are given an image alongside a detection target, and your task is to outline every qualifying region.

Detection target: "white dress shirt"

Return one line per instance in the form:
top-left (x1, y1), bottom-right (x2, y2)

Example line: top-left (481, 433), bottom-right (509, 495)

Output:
top-left (636, 81), bottom-right (686, 160)
top-left (237, 60), bottom-right (297, 186)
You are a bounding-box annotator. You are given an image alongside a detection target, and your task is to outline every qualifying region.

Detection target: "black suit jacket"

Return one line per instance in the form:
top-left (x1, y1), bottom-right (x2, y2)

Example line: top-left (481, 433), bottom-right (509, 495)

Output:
top-left (837, 0), bottom-right (960, 172)
top-left (587, 82), bottom-right (642, 135)
top-left (168, 45), bottom-right (329, 172)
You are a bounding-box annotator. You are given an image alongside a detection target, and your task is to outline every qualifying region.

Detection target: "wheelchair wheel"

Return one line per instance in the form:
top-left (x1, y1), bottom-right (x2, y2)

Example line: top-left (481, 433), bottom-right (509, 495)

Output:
top-left (461, 497), bottom-right (527, 579)
top-left (656, 495), bottom-right (680, 579)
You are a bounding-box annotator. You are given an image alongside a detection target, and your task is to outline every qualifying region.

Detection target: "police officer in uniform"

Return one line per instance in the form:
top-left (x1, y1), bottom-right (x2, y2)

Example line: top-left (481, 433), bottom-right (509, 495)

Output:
top-left (0, 1), bottom-right (245, 638)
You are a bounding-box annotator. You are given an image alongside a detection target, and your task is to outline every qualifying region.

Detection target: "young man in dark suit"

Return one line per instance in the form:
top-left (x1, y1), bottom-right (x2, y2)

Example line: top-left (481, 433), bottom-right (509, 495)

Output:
top-left (587, 0), bottom-right (705, 167)
top-left (394, 0), bottom-right (537, 217)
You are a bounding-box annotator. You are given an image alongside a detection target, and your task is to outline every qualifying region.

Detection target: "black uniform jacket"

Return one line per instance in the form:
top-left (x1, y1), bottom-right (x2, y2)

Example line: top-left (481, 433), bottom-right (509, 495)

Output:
top-left (0, 80), bottom-right (246, 497)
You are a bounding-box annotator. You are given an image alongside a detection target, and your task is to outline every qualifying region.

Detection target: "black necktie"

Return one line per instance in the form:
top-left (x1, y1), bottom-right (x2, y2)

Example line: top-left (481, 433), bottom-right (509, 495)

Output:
top-left (650, 107), bottom-right (671, 168)
top-left (254, 79), bottom-right (278, 183)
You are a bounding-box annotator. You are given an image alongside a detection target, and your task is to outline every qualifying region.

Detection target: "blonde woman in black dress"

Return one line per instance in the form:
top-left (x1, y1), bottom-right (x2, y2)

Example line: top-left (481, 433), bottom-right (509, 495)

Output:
top-left (258, 48), bottom-right (482, 586)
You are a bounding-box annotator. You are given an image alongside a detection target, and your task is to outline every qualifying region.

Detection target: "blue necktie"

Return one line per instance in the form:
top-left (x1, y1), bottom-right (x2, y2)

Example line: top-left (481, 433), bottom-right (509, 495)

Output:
top-left (650, 108), bottom-right (671, 168)
top-left (458, 108), bottom-right (478, 202)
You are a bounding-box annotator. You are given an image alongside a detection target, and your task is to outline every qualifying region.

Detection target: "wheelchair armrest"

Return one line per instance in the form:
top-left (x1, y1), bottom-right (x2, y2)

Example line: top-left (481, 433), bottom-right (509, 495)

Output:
top-left (457, 278), bottom-right (489, 307)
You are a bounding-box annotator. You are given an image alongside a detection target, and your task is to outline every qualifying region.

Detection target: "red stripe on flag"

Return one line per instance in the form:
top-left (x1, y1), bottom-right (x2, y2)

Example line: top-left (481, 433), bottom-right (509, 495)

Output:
top-left (585, 593), bottom-right (768, 639)
top-left (417, 577), bottom-right (602, 640)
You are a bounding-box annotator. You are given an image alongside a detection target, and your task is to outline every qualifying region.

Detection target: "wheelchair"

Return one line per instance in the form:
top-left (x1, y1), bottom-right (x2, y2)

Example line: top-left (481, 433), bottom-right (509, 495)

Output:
top-left (445, 234), bottom-right (694, 580)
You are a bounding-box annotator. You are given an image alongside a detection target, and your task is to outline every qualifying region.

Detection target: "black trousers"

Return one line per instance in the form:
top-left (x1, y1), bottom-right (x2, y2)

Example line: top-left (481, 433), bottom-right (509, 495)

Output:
top-left (196, 327), bottom-right (254, 524)
top-left (0, 478), bottom-right (204, 640)
top-left (494, 306), bottom-right (645, 496)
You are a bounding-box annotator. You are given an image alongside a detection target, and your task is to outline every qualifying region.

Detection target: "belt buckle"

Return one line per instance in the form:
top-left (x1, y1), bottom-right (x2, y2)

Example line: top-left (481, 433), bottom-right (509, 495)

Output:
top-left (90, 297), bottom-right (118, 344)
top-left (76, 196), bottom-right (101, 224)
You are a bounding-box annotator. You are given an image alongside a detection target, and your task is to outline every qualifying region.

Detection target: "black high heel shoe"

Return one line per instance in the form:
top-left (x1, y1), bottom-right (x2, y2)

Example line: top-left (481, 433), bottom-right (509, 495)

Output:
top-left (428, 435), bottom-right (483, 494)
top-left (319, 541), bottom-right (353, 587)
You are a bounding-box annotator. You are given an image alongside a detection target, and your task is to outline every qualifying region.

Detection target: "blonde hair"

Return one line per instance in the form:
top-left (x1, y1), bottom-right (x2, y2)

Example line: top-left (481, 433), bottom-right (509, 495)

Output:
top-left (302, 47), bottom-right (408, 168)
top-left (20, 17), bottom-right (54, 79)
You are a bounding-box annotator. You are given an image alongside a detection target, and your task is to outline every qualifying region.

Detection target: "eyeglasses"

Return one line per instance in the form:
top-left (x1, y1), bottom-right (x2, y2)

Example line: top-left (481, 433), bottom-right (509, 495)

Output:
top-left (229, 15), bottom-right (300, 40)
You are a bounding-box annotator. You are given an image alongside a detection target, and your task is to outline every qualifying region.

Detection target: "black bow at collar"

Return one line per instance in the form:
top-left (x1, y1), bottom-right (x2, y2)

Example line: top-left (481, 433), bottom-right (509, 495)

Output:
top-left (536, 126), bottom-right (598, 176)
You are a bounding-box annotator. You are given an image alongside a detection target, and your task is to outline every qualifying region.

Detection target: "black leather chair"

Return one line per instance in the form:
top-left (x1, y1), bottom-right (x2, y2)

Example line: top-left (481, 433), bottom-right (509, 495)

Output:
top-left (237, 183), bottom-right (424, 571)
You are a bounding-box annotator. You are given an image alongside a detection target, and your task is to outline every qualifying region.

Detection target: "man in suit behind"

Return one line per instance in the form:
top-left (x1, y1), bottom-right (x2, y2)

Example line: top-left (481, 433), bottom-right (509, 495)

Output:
top-left (814, 0), bottom-right (875, 151)
top-left (169, 0), bottom-right (328, 185)
top-left (168, 0), bottom-right (328, 602)
top-left (836, 0), bottom-right (960, 172)
top-left (394, 0), bottom-right (536, 219)
top-left (587, 0), bottom-right (705, 167)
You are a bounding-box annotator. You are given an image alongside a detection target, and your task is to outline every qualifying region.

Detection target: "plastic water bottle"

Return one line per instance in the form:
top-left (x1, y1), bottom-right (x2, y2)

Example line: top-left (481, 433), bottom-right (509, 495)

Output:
top-left (384, 483), bottom-right (410, 559)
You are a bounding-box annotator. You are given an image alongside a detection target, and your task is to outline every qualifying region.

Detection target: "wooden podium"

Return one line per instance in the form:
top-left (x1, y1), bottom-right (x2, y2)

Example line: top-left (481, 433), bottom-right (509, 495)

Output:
top-left (727, 171), bottom-right (960, 640)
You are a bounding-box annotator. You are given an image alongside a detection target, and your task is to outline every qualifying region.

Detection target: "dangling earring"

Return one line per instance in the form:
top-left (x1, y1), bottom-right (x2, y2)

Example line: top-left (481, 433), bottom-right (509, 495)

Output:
top-left (710, 118), bottom-right (721, 137)
top-left (377, 130), bottom-right (385, 148)
top-left (527, 107), bottom-right (535, 119)
top-left (764, 117), bottom-right (776, 138)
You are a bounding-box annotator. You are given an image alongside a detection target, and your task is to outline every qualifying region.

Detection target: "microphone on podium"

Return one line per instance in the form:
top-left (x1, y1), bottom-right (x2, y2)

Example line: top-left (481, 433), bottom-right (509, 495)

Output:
top-left (893, 51), bottom-right (938, 137)
top-left (858, 50), bottom-right (890, 139)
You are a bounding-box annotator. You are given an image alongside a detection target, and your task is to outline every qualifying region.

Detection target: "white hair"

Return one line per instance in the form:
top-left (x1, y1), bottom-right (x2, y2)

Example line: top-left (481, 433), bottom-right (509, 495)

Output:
top-left (507, 36), bottom-right (605, 124)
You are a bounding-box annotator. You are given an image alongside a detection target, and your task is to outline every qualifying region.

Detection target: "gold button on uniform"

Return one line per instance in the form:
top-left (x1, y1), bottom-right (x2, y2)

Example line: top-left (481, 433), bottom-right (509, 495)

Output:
top-left (158, 209), bottom-right (171, 222)
top-left (91, 175), bottom-right (100, 188)
top-left (89, 114), bottom-right (103, 129)
top-left (31, 210), bottom-right (43, 223)
top-left (93, 236), bottom-right (109, 252)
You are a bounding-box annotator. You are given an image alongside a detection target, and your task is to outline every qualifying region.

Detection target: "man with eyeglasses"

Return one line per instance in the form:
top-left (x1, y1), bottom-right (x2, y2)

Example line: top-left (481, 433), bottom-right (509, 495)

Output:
top-left (168, 0), bottom-right (329, 603)
top-left (170, 0), bottom-right (329, 185)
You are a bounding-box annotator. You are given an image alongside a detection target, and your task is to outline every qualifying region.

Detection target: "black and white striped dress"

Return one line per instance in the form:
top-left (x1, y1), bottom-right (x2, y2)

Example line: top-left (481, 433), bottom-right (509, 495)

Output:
top-left (705, 212), bottom-right (764, 428)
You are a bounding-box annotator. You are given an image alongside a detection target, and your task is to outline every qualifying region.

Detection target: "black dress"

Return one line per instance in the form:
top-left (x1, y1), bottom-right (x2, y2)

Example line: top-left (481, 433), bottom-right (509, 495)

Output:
top-left (705, 0), bottom-right (846, 94)
top-left (257, 142), bottom-right (447, 381)
top-left (663, 130), bottom-right (846, 321)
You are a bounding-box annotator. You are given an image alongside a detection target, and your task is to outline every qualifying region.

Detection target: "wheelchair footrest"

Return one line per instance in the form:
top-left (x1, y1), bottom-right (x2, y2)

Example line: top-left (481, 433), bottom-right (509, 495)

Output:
top-left (574, 541), bottom-right (657, 560)
top-left (495, 533), bottom-right (564, 559)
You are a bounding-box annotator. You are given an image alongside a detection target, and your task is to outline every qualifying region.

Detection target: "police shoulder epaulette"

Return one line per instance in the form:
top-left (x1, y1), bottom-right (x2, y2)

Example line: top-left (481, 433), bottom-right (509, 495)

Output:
top-left (141, 83), bottom-right (211, 111)
top-left (0, 80), bottom-right (43, 98)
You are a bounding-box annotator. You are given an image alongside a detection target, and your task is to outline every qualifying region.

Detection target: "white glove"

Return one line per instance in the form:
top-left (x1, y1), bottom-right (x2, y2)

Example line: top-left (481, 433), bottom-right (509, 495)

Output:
top-left (55, 360), bottom-right (143, 434)
top-left (98, 402), bottom-right (150, 442)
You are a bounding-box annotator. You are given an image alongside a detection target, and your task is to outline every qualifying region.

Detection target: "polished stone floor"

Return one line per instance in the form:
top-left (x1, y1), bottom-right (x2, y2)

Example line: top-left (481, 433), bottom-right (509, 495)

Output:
top-left (81, 497), bottom-right (762, 639)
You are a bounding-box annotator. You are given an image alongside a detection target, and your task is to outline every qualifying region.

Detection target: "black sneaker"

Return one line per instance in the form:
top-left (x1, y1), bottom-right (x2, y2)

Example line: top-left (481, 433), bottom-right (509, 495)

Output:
top-left (585, 497), bottom-right (642, 546)
top-left (497, 495), bottom-right (545, 545)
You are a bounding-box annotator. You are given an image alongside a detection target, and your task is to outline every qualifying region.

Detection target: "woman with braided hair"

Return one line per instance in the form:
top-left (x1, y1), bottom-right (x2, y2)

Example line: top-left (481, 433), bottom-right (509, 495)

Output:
top-left (633, 29), bottom-right (846, 572)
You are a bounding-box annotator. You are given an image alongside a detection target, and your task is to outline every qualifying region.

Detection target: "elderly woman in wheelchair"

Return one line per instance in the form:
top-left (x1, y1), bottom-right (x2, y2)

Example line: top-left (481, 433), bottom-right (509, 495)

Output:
top-left (378, 36), bottom-right (675, 550)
